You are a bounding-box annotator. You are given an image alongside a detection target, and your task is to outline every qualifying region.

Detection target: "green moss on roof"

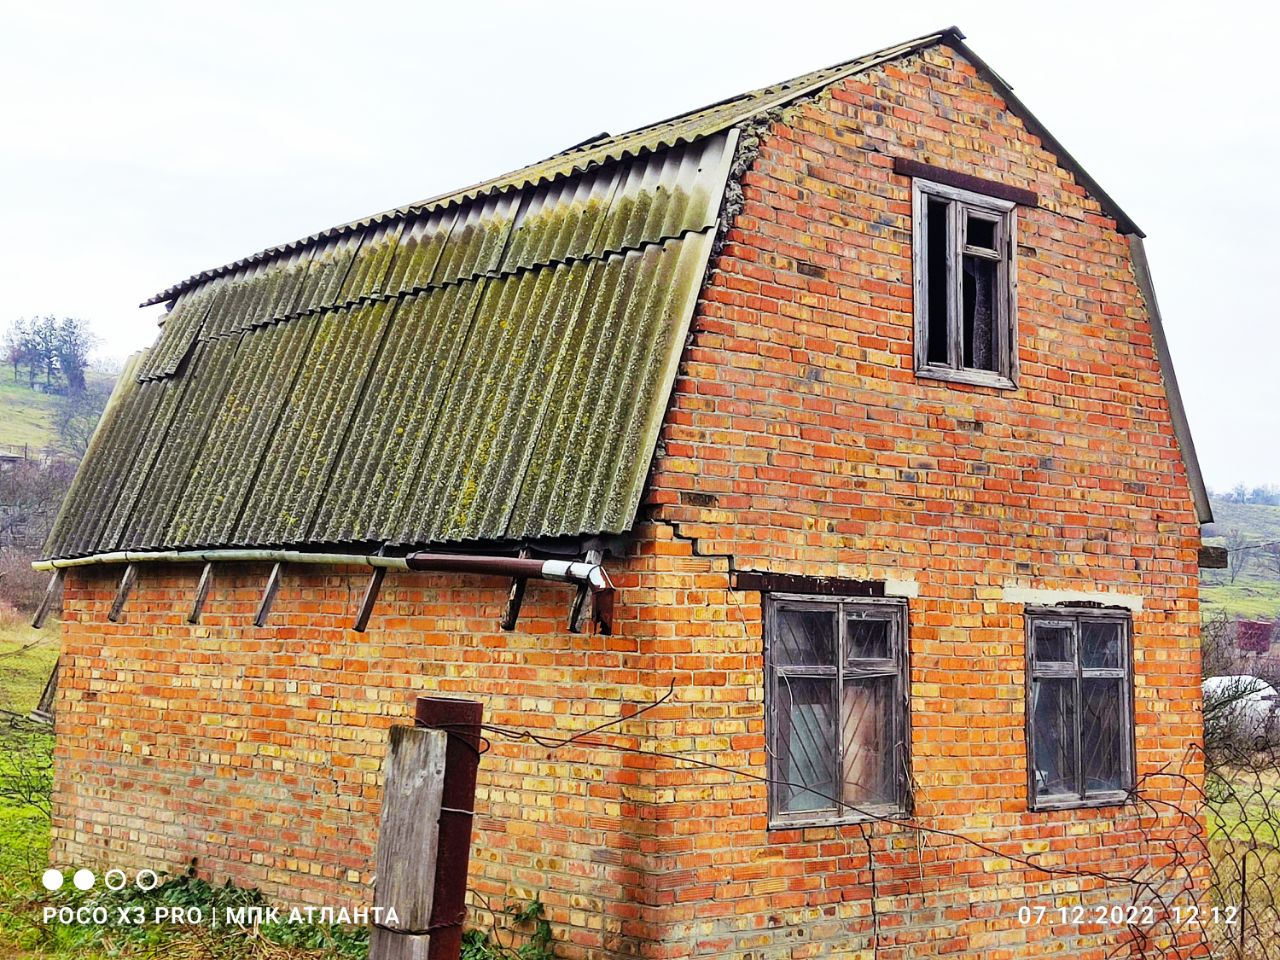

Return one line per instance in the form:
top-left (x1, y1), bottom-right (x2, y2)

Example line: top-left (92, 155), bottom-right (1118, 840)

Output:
top-left (44, 130), bottom-right (739, 558)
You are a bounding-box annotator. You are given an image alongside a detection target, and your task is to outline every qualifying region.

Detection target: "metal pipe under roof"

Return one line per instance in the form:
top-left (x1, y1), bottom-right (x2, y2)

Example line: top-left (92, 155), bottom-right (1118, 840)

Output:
top-left (31, 548), bottom-right (615, 634)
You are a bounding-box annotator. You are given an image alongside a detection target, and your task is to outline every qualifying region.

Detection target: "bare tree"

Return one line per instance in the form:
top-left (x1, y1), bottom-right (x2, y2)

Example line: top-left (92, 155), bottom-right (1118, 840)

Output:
top-left (1226, 527), bottom-right (1252, 584)
top-left (0, 458), bottom-right (76, 547)
top-left (53, 378), bottom-right (111, 459)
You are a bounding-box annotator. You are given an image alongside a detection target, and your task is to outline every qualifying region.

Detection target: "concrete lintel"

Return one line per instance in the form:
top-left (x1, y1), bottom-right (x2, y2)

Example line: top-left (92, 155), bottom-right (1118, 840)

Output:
top-left (1000, 586), bottom-right (1143, 613)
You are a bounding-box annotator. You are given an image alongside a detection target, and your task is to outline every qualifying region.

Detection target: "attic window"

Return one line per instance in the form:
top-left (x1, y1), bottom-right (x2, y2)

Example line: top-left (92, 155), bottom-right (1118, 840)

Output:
top-left (912, 179), bottom-right (1018, 388)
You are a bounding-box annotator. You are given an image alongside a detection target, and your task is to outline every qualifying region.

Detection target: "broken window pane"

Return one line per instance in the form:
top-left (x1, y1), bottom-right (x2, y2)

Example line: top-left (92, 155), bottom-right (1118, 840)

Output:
top-left (962, 255), bottom-right (998, 371)
top-left (1032, 678), bottom-right (1077, 798)
top-left (776, 675), bottom-right (837, 814)
top-left (1082, 621), bottom-right (1123, 669)
top-left (966, 214), bottom-right (996, 251)
top-left (926, 199), bottom-right (950, 365)
top-left (1082, 678), bottom-right (1124, 793)
top-left (773, 607), bottom-right (835, 666)
top-left (842, 676), bottom-right (895, 807)
top-left (847, 616), bottom-right (890, 661)
top-left (1034, 623), bottom-right (1073, 663)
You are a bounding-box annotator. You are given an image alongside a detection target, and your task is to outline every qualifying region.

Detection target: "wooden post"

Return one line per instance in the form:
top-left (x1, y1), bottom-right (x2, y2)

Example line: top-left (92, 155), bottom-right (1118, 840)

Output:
top-left (501, 547), bottom-right (531, 631)
top-left (107, 564), bottom-right (137, 623)
top-left (254, 562), bottom-right (284, 627)
top-left (369, 726), bottom-right (448, 960)
top-left (31, 569), bottom-right (64, 628)
top-left (31, 660), bottom-right (58, 724)
top-left (415, 697), bottom-right (482, 960)
top-left (354, 567), bottom-right (386, 633)
top-left (567, 548), bottom-right (603, 633)
top-left (188, 563), bottom-right (214, 624)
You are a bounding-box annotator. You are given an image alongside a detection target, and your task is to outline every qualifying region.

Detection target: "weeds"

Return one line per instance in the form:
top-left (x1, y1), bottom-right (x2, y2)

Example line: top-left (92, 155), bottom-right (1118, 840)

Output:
top-left (461, 899), bottom-right (553, 960)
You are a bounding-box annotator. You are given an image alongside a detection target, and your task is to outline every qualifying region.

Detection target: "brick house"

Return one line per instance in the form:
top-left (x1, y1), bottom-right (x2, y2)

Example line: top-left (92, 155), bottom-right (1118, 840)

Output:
top-left (41, 27), bottom-right (1216, 959)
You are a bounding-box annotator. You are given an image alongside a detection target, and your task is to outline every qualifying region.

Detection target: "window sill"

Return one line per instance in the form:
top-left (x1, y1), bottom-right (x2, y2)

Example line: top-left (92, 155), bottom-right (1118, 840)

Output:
top-left (1029, 790), bottom-right (1131, 812)
top-left (916, 365), bottom-right (1016, 391)
top-left (768, 804), bottom-right (907, 830)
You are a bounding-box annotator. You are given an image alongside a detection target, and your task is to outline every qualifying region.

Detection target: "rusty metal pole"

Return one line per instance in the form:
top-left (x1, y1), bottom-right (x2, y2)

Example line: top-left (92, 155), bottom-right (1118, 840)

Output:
top-left (414, 696), bottom-right (481, 960)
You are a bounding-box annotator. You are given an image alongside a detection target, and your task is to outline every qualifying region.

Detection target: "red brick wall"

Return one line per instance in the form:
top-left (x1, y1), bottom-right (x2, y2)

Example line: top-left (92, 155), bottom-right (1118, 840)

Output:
top-left (52, 44), bottom-right (1207, 960)
top-left (640, 42), bottom-right (1205, 958)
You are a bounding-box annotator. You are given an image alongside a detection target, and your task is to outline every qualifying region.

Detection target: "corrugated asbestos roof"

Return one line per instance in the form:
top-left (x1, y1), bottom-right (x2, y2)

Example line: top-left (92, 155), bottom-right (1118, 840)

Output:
top-left (44, 129), bottom-right (736, 558)
top-left (46, 26), bottom-right (1192, 559)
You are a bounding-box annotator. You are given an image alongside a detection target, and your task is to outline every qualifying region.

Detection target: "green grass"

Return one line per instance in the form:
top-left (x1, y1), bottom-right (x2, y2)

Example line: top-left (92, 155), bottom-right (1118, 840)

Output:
top-left (0, 381), bottom-right (58, 455)
top-left (0, 370), bottom-right (116, 455)
top-left (0, 620), bottom-right (59, 716)
top-left (0, 617), bottom-right (58, 958)
top-left (1202, 575), bottom-right (1280, 620)
top-left (1201, 496), bottom-right (1280, 619)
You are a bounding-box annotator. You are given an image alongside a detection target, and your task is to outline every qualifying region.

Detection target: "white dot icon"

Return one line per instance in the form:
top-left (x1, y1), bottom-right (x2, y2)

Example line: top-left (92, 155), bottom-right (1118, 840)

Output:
top-left (72, 869), bottom-right (95, 891)
top-left (41, 869), bottom-right (63, 891)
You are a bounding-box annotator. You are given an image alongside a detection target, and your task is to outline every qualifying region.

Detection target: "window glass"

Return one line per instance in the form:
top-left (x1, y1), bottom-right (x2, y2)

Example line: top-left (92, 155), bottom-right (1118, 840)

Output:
top-left (841, 675), bottom-right (895, 806)
top-left (1082, 621), bottom-right (1123, 668)
top-left (767, 597), bottom-right (908, 823)
top-left (1027, 610), bottom-right (1133, 807)
top-left (1031, 677), bottom-right (1077, 798)
top-left (1034, 623), bottom-right (1073, 663)
top-left (773, 606), bottom-right (836, 666)
top-left (1082, 677), bottom-right (1125, 792)
top-left (846, 616), bottom-right (890, 661)
top-left (776, 675), bottom-right (837, 814)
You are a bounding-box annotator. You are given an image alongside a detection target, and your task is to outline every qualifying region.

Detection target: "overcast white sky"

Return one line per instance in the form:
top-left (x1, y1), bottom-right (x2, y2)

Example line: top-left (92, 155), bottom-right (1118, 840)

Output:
top-left (0, 1), bottom-right (1274, 490)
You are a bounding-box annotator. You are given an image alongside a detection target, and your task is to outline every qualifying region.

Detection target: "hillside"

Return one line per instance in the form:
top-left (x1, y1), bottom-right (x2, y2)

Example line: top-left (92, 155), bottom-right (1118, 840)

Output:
top-left (0, 371), bottom-right (116, 455)
top-left (0, 378), bottom-right (61, 454)
top-left (1202, 497), bottom-right (1280, 620)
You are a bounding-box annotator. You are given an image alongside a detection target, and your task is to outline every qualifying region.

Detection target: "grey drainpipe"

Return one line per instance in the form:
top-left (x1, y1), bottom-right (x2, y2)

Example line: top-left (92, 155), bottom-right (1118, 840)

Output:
top-left (404, 552), bottom-right (614, 633)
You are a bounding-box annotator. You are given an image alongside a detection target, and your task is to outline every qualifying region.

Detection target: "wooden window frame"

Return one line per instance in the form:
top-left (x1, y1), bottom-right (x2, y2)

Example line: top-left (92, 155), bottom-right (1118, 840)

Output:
top-left (765, 593), bottom-right (911, 828)
top-left (1024, 605), bottom-right (1136, 811)
top-left (911, 178), bottom-right (1019, 390)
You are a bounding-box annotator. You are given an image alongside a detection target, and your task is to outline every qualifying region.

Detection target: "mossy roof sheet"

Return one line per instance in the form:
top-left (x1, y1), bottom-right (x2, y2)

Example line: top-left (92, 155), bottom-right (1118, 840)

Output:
top-left (44, 128), bottom-right (737, 557)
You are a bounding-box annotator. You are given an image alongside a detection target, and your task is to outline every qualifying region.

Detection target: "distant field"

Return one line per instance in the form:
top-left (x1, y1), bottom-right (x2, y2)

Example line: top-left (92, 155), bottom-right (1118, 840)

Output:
top-left (1202, 576), bottom-right (1280, 620)
top-left (0, 371), bottom-right (117, 454)
top-left (1201, 497), bottom-right (1280, 620)
top-left (0, 379), bottom-right (58, 453)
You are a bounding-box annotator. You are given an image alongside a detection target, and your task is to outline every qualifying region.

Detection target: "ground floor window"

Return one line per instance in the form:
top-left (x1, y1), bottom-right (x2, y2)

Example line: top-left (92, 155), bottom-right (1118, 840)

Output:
top-left (766, 595), bottom-right (909, 825)
top-left (1026, 607), bottom-right (1134, 809)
